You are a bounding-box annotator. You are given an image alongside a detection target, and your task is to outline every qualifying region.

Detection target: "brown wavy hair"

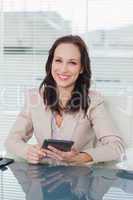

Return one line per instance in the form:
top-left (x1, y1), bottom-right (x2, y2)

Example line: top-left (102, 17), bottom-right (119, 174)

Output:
top-left (39, 35), bottom-right (92, 115)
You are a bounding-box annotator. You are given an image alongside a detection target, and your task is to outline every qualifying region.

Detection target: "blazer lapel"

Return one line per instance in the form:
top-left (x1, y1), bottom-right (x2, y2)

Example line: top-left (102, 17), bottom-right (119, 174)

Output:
top-left (41, 107), bottom-right (52, 139)
top-left (32, 100), bottom-right (52, 144)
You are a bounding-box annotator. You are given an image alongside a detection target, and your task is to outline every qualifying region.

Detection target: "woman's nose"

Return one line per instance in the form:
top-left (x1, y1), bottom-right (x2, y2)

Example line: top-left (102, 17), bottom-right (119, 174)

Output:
top-left (60, 62), bottom-right (68, 73)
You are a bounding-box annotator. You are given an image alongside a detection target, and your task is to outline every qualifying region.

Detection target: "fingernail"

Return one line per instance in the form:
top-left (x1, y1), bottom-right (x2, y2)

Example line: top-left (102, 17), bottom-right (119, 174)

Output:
top-left (44, 152), bottom-right (47, 157)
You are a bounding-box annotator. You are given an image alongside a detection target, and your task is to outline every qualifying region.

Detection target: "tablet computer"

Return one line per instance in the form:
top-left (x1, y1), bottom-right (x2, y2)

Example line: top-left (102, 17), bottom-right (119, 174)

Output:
top-left (42, 139), bottom-right (74, 152)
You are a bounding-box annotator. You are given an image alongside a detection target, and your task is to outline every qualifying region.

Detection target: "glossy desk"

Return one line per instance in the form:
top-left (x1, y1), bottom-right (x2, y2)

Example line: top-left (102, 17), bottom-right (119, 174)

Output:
top-left (0, 162), bottom-right (133, 200)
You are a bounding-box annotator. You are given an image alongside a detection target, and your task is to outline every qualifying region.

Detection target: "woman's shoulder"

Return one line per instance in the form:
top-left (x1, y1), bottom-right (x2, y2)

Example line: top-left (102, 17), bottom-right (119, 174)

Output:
top-left (88, 90), bottom-right (104, 109)
top-left (24, 87), bottom-right (44, 107)
top-left (25, 87), bottom-right (42, 98)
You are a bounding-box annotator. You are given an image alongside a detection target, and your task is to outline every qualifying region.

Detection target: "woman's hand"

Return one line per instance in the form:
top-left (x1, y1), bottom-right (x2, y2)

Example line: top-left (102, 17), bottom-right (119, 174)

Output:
top-left (26, 144), bottom-right (46, 164)
top-left (44, 146), bottom-right (93, 164)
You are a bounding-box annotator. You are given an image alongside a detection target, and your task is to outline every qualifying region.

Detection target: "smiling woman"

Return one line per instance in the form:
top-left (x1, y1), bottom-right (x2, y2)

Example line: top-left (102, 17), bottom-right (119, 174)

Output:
top-left (5, 35), bottom-right (125, 165)
top-left (40, 35), bottom-right (91, 115)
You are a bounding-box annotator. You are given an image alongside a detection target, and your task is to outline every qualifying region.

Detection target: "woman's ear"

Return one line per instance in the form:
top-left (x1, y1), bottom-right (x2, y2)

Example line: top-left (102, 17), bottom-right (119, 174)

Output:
top-left (80, 68), bottom-right (83, 74)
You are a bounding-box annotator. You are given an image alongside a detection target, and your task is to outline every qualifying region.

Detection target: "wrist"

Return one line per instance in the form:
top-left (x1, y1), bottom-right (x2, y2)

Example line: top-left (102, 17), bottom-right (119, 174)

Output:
top-left (81, 152), bottom-right (93, 162)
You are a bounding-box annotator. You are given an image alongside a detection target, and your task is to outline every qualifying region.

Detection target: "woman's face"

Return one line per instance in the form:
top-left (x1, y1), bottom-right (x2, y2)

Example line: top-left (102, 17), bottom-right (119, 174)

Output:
top-left (51, 43), bottom-right (82, 91)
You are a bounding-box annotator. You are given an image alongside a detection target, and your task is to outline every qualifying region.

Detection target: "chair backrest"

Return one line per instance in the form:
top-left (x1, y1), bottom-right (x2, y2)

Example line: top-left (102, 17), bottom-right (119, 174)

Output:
top-left (104, 95), bottom-right (133, 147)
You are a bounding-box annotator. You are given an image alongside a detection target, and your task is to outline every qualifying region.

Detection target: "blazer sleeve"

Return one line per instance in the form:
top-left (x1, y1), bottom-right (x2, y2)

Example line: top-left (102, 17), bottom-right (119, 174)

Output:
top-left (84, 91), bottom-right (125, 163)
top-left (5, 90), bottom-right (34, 159)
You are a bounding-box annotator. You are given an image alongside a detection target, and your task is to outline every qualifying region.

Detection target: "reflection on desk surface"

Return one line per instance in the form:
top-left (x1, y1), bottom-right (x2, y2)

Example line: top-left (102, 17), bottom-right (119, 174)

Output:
top-left (0, 162), bottom-right (133, 200)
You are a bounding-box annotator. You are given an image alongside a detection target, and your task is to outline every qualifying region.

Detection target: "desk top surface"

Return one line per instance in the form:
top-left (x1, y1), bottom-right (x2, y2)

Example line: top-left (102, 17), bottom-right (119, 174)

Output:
top-left (0, 161), bottom-right (133, 200)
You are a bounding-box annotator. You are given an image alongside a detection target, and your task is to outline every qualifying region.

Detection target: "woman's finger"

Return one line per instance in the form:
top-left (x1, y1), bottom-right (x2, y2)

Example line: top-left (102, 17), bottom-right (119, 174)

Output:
top-left (28, 152), bottom-right (40, 159)
top-left (47, 146), bottom-right (73, 160)
top-left (45, 149), bottom-right (63, 160)
top-left (47, 146), bottom-right (62, 156)
top-left (30, 145), bottom-right (45, 157)
top-left (26, 144), bottom-right (47, 163)
top-left (28, 159), bottom-right (40, 164)
top-left (47, 145), bottom-right (78, 161)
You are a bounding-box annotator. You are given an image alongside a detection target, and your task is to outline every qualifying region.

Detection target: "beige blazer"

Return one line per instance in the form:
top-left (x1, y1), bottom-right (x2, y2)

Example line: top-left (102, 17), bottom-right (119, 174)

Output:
top-left (5, 88), bottom-right (125, 163)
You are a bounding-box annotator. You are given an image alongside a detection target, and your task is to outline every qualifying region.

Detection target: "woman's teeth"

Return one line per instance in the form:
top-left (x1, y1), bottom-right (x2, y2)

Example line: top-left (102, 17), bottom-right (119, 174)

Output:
top-left (58, 74), bottom-right (70, 80)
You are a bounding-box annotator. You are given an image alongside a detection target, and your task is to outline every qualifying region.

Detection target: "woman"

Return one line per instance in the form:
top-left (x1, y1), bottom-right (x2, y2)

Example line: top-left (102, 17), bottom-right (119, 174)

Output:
top-left (5, 35), bottom-right (125, 165)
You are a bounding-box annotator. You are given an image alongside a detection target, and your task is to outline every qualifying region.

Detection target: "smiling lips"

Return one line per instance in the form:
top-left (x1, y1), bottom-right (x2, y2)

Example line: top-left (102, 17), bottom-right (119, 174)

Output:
top-left (57, 74), bottom-right (70, 81)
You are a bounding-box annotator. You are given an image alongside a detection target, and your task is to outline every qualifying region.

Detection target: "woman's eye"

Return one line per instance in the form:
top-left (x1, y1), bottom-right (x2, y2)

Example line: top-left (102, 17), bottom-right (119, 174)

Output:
top-left (55, 59), bottom-right (62, 63)
top-left (70, 61), bottom-right (77, 65)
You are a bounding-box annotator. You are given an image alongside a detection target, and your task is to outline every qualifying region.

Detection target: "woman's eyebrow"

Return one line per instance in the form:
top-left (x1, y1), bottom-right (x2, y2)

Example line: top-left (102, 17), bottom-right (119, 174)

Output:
top-left (69, 58), bottom-right (80, 62)
top-left (54, 56), bottom-right (62, 59)
top-left (54, 56), bottom-right (80, 62)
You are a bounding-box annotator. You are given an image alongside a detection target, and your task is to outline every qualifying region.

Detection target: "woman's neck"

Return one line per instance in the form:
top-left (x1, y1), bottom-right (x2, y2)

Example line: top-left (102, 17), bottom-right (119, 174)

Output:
top-left (58, 86), bottom-right (73, 108)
